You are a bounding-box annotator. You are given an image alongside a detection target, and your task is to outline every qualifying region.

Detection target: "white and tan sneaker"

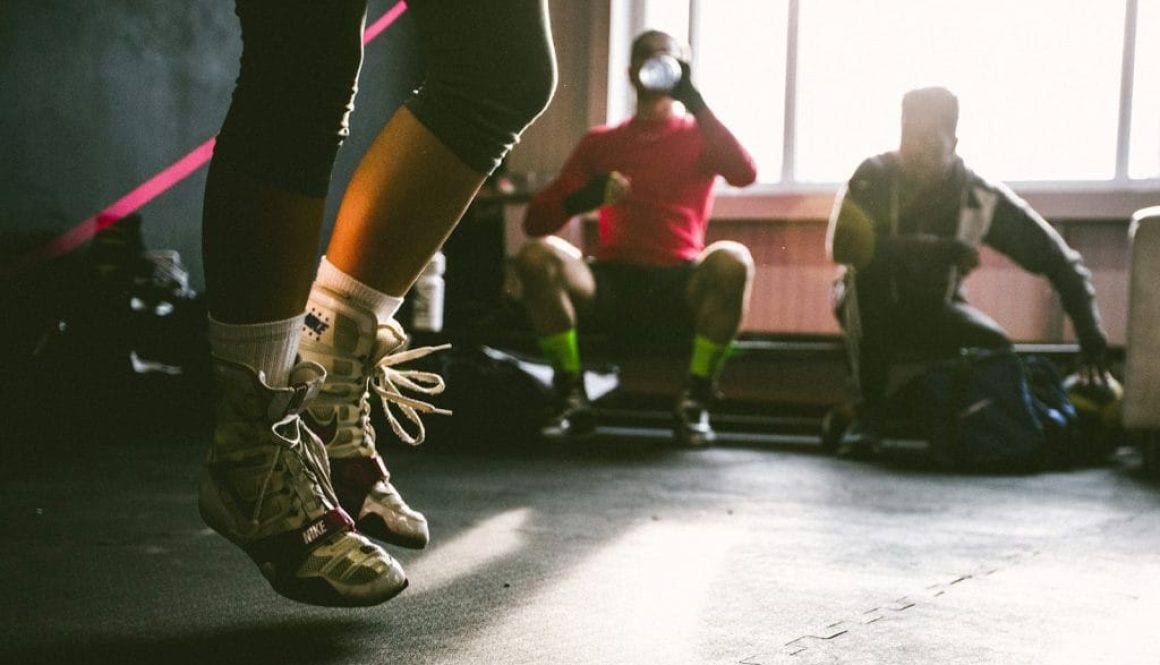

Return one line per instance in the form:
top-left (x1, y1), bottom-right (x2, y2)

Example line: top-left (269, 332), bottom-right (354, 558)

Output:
top-left (198, 357), bottom-right (407, 607)
top-left (299, 288), bottom-right (449, 549)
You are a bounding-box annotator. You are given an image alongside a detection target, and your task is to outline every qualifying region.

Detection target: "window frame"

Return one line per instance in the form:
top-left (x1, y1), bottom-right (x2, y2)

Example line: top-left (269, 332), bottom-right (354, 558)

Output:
top-left (608, 0), bottom-right (1160, 220)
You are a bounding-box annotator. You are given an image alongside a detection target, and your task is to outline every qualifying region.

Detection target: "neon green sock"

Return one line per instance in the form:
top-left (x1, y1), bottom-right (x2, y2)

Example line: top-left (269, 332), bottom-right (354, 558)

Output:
top-left (689, 335), bottom-right (731, 380)
top-left (538, 329), bottom-right (581, 375)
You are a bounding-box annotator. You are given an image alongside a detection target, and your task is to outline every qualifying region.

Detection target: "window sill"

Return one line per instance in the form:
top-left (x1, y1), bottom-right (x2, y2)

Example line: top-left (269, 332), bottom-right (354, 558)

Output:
top-left (712, 182), bottom-right (1160, 222)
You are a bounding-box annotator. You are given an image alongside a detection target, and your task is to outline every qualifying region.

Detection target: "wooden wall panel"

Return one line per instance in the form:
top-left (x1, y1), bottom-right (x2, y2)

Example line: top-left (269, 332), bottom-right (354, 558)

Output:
top-left (701, 219), bottom-right (1130, 345)
top-left (1059, 223), bottom-right (1131, 346)
top-left (706, 222), bottom-right (838, 334)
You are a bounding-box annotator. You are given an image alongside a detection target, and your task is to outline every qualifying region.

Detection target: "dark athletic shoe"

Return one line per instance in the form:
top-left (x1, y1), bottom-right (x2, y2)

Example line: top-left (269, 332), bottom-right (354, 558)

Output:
top-left (673, 381), bottom-right (717, 448)
top-left (541, 373), bottom-right (596, 439)
top-left (835, 415), bottom-right (882, 460)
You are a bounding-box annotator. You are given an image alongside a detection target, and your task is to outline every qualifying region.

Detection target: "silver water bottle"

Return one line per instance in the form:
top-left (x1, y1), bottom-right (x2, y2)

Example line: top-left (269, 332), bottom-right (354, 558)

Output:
top-left (638, 54), bottom-right (682, 92)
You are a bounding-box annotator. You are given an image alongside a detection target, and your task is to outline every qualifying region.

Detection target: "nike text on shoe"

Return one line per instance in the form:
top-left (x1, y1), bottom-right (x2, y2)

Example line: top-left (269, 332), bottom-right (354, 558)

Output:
top-left (199, 357), bottom-right (408, 607)
top-left (299, 288), bottom-right (449, 549)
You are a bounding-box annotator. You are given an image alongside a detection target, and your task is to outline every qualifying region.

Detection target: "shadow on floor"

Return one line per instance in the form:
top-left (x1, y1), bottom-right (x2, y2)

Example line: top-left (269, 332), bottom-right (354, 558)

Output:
top-left (2, 618), bottom-right (388, 665)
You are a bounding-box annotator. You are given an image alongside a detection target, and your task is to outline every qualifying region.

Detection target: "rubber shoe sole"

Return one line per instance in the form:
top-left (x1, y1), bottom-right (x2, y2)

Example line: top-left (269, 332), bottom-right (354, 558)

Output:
top-left (198, 469), bottom-right (408, 607)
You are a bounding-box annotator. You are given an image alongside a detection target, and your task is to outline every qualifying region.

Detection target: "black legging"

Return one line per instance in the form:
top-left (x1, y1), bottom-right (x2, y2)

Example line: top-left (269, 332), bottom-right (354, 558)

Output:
top-left (212, 0), bottom-right (556, 197)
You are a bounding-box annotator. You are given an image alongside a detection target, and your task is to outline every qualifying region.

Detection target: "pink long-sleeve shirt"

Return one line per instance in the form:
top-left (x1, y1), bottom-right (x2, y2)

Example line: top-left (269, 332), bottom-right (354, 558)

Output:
top-left (523, 110), bottom-right (757, 266)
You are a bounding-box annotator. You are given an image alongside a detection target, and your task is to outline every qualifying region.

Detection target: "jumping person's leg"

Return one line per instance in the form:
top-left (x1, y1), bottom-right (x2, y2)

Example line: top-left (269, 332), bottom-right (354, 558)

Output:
top-left (514, 236), bottom-right (598, 437)
top-left (296, 0), bottom-right (556, 539)
top-left (678, 241), bottom-right (754, 446)
top-left (200, 0), bottom-right (556, 605)
top-left (199, 0), bottom-right (406, 607)
top-left (326, 0), bottom-right (557, 294)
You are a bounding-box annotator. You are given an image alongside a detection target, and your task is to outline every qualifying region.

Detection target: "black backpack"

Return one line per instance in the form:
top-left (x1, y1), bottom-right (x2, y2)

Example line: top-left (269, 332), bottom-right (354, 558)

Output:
top-left (1021, 355), bottom-right (1081, 468)
top-left (921, 348), bottom-right (1046, 472)
top-left (884, 349), bottom-right (1086, 472)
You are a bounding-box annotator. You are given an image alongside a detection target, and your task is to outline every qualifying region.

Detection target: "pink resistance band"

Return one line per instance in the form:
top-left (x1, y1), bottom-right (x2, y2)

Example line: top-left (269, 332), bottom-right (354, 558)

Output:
top-left (2, 1), bottom-right (409, 282)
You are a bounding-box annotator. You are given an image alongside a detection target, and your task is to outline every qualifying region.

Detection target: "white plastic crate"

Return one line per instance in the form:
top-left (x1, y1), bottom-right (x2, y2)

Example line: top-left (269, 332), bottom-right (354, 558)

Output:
top-left (1124, 206), bottom-right (1160, 429)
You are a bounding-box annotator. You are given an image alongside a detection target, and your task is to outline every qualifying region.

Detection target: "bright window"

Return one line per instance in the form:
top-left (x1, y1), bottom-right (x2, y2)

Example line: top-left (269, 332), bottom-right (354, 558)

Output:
top-left (641, 0), bottom-right (689, 41)
top-left (624, 0), bottom-right (1160, 188)
top-left (695, 0), bottom-right (789, 183)
top-left (1130, 0), bottom-right (1160, 179)
top-left (797, 0), bottom-right (1123, 182)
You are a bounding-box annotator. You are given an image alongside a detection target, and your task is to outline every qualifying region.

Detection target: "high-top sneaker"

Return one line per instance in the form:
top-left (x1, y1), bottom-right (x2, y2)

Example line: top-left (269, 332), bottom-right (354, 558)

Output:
top-left (541, 372), bottom-right (595, 439)
top-left (299, 288), bottom-right (449, 549)
top-left (199, 358), bottom-right (407, 607)
top-left (673, 378), bottom-right (717, 447)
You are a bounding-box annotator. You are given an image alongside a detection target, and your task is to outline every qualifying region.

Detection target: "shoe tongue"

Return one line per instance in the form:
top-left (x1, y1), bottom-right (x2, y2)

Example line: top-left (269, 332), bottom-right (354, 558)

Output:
top-left (288, 360), bottom-right (325, 384)
top-left (326, 436), bottom-right (377, 460)
top-left (260, 363), bottom-right (324, 421)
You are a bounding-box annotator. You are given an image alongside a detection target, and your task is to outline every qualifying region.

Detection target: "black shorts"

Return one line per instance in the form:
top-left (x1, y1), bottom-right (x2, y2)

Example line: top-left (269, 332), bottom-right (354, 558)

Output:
top-left (584, 260), bottom-right (696, 351)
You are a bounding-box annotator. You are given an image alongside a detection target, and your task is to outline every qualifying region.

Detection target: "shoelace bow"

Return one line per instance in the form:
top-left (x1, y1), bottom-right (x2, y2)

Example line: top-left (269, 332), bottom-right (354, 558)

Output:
top-left (251, 410), bottom-right (339, 526)
top-left (370, 342), bottom-right (453, 446)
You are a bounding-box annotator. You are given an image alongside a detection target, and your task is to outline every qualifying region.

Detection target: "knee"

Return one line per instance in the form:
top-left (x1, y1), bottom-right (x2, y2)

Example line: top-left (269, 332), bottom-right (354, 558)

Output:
top-left (464, 10), bottom-right (558, 135)
top-left (700, 242), bottom-right (754, 294)
top-left (515, 239), bottom-right (562, 283)
top-left (951, 305), bottom-right (1013, 350)
top-left (487, 56), bottom-right (557, 133)
top-left (409, 32), bottom-right (556, 175)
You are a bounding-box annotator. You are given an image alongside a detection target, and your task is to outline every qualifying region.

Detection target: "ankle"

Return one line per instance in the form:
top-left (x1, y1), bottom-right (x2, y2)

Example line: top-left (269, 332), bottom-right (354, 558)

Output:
top-left (315, 257), bottom-right (404, 324)
top-left (686, 375), bottom-right (715, 403)
top-left (208, 314), bottom-right (303, 387)
top-left (553, 371), bottom-right (586, 397)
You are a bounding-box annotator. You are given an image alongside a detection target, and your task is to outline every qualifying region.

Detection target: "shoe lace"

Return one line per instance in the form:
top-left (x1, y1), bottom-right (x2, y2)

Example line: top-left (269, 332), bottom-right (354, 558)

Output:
top-left (370, 342), bottom-right (453, 446)
top-left (251, 412), bottom-right (338, 525)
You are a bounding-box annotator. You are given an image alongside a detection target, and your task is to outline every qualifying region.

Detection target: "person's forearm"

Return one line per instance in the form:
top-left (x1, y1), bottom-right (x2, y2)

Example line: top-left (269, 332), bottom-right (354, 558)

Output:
top-left (986, 196), bottom-right (1108, 353)
top-left (1048, 260), bottom-right (1108, 355)
top-left (561, 174), bottom-right (610, 216)
top-left (523, 181), bottom-right (574, 237)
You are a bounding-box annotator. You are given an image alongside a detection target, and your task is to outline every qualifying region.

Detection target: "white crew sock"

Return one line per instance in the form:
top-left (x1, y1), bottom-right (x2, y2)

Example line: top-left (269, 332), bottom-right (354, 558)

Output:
top-left (208, 314), bottom-right (303, 387)
top-left (314, 256), bottom-right (404, 323)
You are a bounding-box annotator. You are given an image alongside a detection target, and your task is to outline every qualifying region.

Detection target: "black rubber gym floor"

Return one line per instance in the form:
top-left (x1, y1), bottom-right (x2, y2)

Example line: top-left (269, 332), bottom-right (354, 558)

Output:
top-left (2, 407), bottom-right (1159, 664)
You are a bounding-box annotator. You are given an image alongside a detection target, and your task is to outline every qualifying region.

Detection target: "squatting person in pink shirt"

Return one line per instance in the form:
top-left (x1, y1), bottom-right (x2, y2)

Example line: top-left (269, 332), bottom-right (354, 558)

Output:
top-left (516, 29), bottom-right (757, 447)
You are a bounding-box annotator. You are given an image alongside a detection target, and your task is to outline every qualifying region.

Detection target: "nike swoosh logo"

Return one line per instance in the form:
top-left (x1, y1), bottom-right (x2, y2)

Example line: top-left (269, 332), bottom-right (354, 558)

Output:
top-left (302, 409), bottom-right (339, 444)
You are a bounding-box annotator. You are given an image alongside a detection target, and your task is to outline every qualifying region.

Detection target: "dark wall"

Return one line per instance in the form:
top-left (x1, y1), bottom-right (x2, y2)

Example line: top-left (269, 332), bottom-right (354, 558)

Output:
top-left (0, 0), bottom-right (423, 291)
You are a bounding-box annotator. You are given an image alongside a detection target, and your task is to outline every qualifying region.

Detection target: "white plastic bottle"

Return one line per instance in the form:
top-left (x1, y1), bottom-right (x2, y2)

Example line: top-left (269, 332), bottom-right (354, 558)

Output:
top-left (637, 54), bottom-right (682, 92)
top-left (412, 252), bottom-right (445, 333)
